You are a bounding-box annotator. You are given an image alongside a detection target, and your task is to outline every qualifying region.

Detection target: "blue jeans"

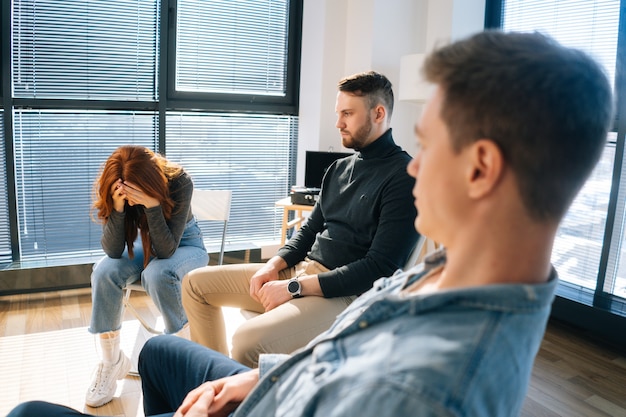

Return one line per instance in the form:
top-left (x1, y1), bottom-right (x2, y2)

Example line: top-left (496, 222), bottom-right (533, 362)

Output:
top-left (140, 336), bottom-right (251, 416)
top-left (6, 402), bottom-right (166, 417)
top-left (5, 337), bottom-right (249, 417)
top-left (89, 218), bottom-right (209, 334)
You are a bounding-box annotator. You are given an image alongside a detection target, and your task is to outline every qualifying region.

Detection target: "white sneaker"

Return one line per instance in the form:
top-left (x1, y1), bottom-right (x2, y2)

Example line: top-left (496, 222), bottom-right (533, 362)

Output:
top-left (85, 352), bottom-right (131, 408)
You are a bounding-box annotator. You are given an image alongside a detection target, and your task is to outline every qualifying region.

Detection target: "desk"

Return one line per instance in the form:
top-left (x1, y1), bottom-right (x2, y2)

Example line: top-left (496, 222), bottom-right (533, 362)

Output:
top-left (275, 197), bottom-right (314, 246)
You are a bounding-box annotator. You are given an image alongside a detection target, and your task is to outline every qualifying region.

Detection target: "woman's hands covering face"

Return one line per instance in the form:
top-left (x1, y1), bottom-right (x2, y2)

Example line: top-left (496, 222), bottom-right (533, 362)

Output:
top-left (110, 178), bottom-right (160, 211)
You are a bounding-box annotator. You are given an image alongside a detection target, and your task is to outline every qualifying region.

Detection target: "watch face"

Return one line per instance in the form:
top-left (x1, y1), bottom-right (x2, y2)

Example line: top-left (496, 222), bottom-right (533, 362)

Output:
top-left (288, 280), bottom-right (300, 294)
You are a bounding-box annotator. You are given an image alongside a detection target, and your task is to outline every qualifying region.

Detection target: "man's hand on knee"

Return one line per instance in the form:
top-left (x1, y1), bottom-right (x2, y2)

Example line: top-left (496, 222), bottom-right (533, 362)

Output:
top-left (249, 256), bottom-right (287, 302)
top-left (257, 280), bottom-right (292, 311)
top-left (174, 369), bottom-right (260, 417)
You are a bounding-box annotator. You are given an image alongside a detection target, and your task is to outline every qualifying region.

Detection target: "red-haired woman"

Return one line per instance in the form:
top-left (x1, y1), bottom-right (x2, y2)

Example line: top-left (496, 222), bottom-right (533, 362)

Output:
top-left (86, 145), bottom-right (209, 407)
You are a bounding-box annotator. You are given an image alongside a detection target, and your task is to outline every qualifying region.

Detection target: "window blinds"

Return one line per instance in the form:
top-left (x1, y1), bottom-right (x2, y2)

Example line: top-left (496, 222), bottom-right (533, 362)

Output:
top-left (175, 0), bottom-right (289, 96)
top-left (6, 0), bottom-right (299, 264)
top-left (501, 0), bottom-right (619, 95)
top-left (0, 113), bottom-right (10, 263)
top-left (13, 110), bottom-right (158, 261)
top-left (12, 0), bottom-right (159, 100)
top-left (166, 111), bottom-right (298, 248)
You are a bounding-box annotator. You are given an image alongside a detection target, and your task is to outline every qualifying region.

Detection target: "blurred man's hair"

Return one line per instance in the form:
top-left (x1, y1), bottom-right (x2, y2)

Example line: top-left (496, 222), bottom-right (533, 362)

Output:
top-left (424, 30), bottom-right (613, 221)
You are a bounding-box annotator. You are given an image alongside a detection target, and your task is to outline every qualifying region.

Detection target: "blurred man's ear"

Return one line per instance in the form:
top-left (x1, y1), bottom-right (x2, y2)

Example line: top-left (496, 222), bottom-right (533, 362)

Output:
top-left (466, 139), bottom-right (504, 199)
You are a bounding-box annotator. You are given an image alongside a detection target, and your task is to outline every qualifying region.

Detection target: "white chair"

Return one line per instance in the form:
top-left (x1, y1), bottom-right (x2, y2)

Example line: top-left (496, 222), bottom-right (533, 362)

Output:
top-left (123, 189), bottom-right (233, 334)
top-left (191, 189), bottom-right (232, 266)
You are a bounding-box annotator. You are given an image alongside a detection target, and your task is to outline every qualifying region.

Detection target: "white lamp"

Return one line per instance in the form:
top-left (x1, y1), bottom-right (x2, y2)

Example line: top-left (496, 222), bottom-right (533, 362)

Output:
top-left (398, 53), bottom-right (435, 103)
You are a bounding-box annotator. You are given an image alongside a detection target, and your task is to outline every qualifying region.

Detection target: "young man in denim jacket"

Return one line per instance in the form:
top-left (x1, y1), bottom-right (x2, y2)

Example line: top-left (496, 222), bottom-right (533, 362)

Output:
top-left (8, 30), bottom-right (613, 417)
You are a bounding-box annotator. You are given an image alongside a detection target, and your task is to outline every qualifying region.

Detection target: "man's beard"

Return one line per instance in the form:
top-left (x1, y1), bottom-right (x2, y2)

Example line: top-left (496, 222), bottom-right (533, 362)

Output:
top-left (342, 116), bottom-right (372, 150)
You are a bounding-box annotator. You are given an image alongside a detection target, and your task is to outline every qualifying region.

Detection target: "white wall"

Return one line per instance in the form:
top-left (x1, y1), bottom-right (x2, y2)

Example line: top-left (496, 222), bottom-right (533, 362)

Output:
top-left (296, 0), bottom-right (485, 184)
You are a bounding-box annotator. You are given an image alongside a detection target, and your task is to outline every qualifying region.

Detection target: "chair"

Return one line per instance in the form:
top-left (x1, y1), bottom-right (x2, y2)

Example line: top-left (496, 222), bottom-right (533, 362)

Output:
top-left (404, 234), bottom-right (439, 269)
top-left (123, 189), bottom-right (233, 334)
top-left (191, 189), bottom-right (232, 266)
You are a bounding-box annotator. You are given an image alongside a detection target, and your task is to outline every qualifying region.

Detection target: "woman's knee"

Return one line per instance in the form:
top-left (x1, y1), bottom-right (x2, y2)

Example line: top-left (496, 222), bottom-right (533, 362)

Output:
top-left (142, 263), bottom-right (178, 290)
top-left (91, 256), bottom-right (135, 288)
top-left (91, 258), bottom-right (124, 288)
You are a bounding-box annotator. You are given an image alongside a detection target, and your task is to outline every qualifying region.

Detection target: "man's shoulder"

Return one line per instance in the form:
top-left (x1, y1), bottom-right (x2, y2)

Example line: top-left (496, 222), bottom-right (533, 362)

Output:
top-left (392, 148), bottom-right (414, 164)
top-left (376, 146), bottom-right (413, 168)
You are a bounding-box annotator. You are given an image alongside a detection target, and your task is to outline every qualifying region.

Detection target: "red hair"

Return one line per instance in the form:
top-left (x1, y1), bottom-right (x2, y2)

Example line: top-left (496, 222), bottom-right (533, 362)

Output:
top-left (92, 146), bottom-right (182, 266)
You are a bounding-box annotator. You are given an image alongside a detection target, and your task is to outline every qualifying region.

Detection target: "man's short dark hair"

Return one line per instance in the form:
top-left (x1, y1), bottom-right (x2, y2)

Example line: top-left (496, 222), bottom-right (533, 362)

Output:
top-left (423, 30), bottom-right (613, 221)
top-left (338, 71), bottom-right (394, 119)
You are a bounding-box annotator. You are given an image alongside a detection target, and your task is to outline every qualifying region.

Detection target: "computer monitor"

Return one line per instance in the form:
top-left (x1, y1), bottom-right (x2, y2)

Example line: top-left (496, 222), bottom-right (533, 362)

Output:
top-left (304, 151), bottom-right (353, 189)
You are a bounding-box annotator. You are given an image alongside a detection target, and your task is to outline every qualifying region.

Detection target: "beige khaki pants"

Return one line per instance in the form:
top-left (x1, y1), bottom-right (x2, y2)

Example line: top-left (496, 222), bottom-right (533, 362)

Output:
top-left (182, 259), bottom-right (355, 367)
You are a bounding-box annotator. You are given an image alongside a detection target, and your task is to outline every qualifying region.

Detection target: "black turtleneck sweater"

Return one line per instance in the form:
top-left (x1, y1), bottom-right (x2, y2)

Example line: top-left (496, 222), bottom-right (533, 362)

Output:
top-left (276, 129), bottom-right (419, 297)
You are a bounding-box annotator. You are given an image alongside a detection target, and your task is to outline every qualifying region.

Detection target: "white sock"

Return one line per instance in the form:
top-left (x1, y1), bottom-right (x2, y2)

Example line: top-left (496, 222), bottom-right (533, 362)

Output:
top-left (99, 332), bottom-right (121, 365)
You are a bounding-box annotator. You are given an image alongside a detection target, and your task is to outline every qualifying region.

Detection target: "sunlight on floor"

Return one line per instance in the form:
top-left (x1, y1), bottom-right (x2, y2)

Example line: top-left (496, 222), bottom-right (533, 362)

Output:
top-left (0, 307), bottom-right (247, 417)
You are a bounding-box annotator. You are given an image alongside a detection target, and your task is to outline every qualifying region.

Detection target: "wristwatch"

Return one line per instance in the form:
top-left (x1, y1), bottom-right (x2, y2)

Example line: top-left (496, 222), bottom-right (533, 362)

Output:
top-left (287, 277), bottom-right (302, 298)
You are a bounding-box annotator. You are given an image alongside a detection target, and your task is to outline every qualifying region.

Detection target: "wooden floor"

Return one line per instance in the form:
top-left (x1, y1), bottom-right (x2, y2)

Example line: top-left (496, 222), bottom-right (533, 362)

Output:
top-left (1, 288), bottom-right (625, 417)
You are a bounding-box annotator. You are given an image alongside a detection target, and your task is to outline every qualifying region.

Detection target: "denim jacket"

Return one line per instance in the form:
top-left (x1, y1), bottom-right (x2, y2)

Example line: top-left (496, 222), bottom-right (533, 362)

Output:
top-left (235, 249), bottom-right (557, 417)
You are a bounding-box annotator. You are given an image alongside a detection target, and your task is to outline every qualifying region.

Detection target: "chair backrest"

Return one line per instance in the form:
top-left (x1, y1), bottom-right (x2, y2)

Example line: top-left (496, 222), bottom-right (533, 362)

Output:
top-left (191, 189), bottom-right (233, 265)
top-left (191, 189), bottom-right (232, 222)
top-left (404, 235), bottom-right (439, 269)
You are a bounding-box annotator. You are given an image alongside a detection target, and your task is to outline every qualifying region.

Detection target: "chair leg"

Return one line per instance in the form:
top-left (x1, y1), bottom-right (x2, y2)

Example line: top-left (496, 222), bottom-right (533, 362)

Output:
top-left (123, 287), bottom-right (164, 335)
top-left (218, 222), bottom-right (227, 265)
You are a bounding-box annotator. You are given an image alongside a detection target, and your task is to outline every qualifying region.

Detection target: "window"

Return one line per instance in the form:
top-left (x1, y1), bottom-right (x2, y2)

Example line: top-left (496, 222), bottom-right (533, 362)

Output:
top-left (166, 112), bottom-right (298, 249)
top-left (168, 0), bottom-right (301, 113)
top-left (175, 0), bottom-right (290, 97)
top-left (166, 0), bottom-right (300, 250)
top-left (2, 0), bottom-right (302, 268)
top-left (13, 110), bottom-right (157, 261)
top-left (0, 113), bottom-right (10, 263)
top-left (485, 0), bottom-right (626, 315)
top-left (12, 0), bottom-right (159, 101)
